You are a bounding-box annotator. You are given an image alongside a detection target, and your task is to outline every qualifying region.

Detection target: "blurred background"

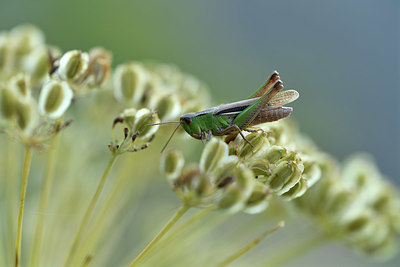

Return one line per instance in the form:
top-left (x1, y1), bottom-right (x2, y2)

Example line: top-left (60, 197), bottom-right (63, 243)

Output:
top-left (0, 0), bottom-right (397, 182)
top-left (0, 0), bottom-right (399, 266)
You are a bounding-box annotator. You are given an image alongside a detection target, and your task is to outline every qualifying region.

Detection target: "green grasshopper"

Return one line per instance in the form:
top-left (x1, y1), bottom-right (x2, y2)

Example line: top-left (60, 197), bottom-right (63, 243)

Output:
top-left (154, 71), bottom-right (299, 152)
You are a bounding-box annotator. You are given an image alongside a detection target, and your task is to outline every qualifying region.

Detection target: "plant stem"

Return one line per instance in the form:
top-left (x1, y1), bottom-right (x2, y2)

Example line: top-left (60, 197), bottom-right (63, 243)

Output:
top-left (63, 154), bottom-right (117, 267)
top-left (264, 233), bottom-right (327, 267)
top-left (128, 205), bottom-right (190, 267)
top-left (153, 208), bottom-right (212, 254)
top-left (15, 146), bottom-right (33, 267)
top-left (217, 221), bottom-right (284, 267)
top-left (5, 139), bottom-right (19, 266)
top-left (29, 130), bottom-right (61, 267)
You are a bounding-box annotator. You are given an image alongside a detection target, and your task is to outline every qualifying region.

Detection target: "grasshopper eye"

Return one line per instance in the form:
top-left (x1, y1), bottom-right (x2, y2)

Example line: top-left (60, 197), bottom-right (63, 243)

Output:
top-left (180, 116), bottom-right (192, 125)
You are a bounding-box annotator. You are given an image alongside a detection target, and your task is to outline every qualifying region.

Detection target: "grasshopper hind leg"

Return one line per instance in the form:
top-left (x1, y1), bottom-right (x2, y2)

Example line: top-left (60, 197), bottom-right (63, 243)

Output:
top-left (244, 128), bottom-right (267, 135)
top-left (220, 125), bottom-right (254, 147)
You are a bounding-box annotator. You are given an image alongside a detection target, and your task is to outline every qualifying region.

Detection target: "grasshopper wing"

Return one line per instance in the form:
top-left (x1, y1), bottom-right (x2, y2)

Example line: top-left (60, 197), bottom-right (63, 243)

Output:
top-left (268, 90), bottom-right (299, 106)
top-left (249, 106), bottom-right (293, 126)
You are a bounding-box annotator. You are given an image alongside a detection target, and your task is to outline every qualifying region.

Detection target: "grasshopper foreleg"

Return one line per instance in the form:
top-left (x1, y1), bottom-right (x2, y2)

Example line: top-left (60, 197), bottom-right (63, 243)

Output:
top-left (206, 130), bottom-right (213, 142)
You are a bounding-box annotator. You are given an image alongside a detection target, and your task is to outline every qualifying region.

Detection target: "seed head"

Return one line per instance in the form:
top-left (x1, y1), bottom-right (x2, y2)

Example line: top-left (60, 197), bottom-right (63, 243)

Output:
top-left (113, 62), bottom-right (148, 104)
top-left (58, 50), bottom-right (89, 82)
top-left (38, 80), bottom-right (73, 119)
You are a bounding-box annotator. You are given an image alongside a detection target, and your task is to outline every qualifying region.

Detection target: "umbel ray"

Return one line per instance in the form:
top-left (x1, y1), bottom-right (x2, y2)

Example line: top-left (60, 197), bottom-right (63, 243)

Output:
top-left (148, 71), bottom-right (299, 152)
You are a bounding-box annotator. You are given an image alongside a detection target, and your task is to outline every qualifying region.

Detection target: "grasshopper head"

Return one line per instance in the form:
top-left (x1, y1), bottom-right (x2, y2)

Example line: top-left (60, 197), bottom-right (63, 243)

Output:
top-left (180, 114), bottom-right (202, 139)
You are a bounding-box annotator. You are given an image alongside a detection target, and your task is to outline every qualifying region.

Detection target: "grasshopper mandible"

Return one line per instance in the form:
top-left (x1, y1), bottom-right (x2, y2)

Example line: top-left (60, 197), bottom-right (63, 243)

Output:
top-left (151, 71), bottom-right (299, 152)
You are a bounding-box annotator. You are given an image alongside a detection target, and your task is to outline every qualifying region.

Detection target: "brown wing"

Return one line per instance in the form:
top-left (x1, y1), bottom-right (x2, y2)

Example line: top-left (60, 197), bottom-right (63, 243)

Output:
top-left (249, 106), bottom-right (293, 126)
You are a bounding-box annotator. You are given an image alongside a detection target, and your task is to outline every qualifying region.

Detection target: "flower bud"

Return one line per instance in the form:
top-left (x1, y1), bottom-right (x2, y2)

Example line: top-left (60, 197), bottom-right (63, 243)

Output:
top-left (113, 63), bottom-right (147, 104)
top-left (160, 149), bottom-right (184, 181)
top-left (38, 80), bottom-right (73, 119)
top-left (58, 50), bottom-right (89, 81)
top-left (200, 138), bottom-right (230, 173)
top-left (248, 159), bottom-right (270, 178)
top-left (217, 164), bottom-right (254, 213)
top-left (0, 33), bottom-right (10, 71)
top-left (0, 87), bottom-right (18, 119)
top-left (150, 93), bottom-right (181, 121)
top-left (237, 132), bottom-right (270, 159)
top-left (302, 157), bottom-right (321, 187)
top-left (268, 161), bottom-right (302, 195)
top-left (263, 145), bottom-right (287, 164)
top-left (118, 108), bottom-right (136, 129)
top-left (10, 24), bottom-right (45, 54)
top-left (15, 99), bottom-right (37, 133)
top-left (173, 165), bottom-right (215, 207)
top-left (243, 181), bottom-right (270, 214)
top-left (133, 108), bottom-right (160, 140)
top-left (9, 73), bottom-right (31, 100)
top-left (321, 186), bottom-right (353, 218)
top-left (281, 176), bottom-right (308, 200)
top-left (218, 187), bottom-right (243, 211)
top-left (24, 47), bottom-right (51, 86)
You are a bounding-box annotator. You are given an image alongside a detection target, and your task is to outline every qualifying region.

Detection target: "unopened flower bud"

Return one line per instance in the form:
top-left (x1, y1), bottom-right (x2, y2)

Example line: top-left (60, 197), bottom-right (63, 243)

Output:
top-left (281, 176), bottom-right (308, 200)
top-left (160, 149), bottom-right (184, 181)
top-left (10, 24), bottom-right (45, 54)
top-left (302, 157), bottom-right (321, 187)
top-left (248, 159), bottom-right (270, 178)
top-left (9, 73), bottom-right (31, 100)
top-left (133, 108), bottom-right (159, 140)
top-left (264, 146), bottom-right (287, 164)
top-left (151, 93), bottom-right (181, 121)
top-left (113, 63), bottom-right (147, 104)
top-left (0, 87), bottom-right (18, 119)
top-left (15, 99), bottom-right (37, 133)
top-left (200, 138), bottom-right (230, 173)
top-left (218, 187), bottom-right (243, 211)
top-left (174, 165), bottom-right (215, 207)
top-left (268, 161), bottom-right (302, 195)
top-left (217, 165), bottom-right (254, 213)
top-left (243, 181), bottom-right (270, 214)
top-left (0, 34), bottom-right (10, 71)
top-left (321, 186), bottom-right (353, 218)
top-left (237, 133), bottom-right (270, 159)
top-left (58, 50), bottom-right (89, 81)
top-left (24, 47), bottom-right (50, 86)
top-left (38, 80), bottom-right (73, 119)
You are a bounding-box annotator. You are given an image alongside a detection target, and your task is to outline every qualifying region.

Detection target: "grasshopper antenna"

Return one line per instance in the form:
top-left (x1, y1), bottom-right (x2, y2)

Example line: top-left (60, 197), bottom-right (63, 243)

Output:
top-left (161, 123), bottom-right (182, 153)
top-left (144, 121), bottom-right (180, 127)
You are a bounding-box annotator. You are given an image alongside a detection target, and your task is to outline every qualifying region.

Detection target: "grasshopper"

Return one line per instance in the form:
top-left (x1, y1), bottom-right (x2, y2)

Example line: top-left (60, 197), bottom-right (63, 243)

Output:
top-left (152, 71), bottom-right (299, 152)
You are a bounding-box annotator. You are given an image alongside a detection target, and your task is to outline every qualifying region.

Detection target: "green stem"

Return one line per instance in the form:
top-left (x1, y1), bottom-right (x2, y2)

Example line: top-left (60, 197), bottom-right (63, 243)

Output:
top-left (29, 130), bottom-right (61, 267)
top-left (218, 221), bottom-right (284, 267)
top-left (15, 147), bottom-right (33, 267)
top-left (5, 139), bottom-right (19, 266)
top-left (152, 208), bottom-right (212, 255)
top-left (265, 233), bottom-right (327, 267)
top-left (128, 205), bottom-right (190, 267)
top-left (63, 154), bottom-right (118, 267)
